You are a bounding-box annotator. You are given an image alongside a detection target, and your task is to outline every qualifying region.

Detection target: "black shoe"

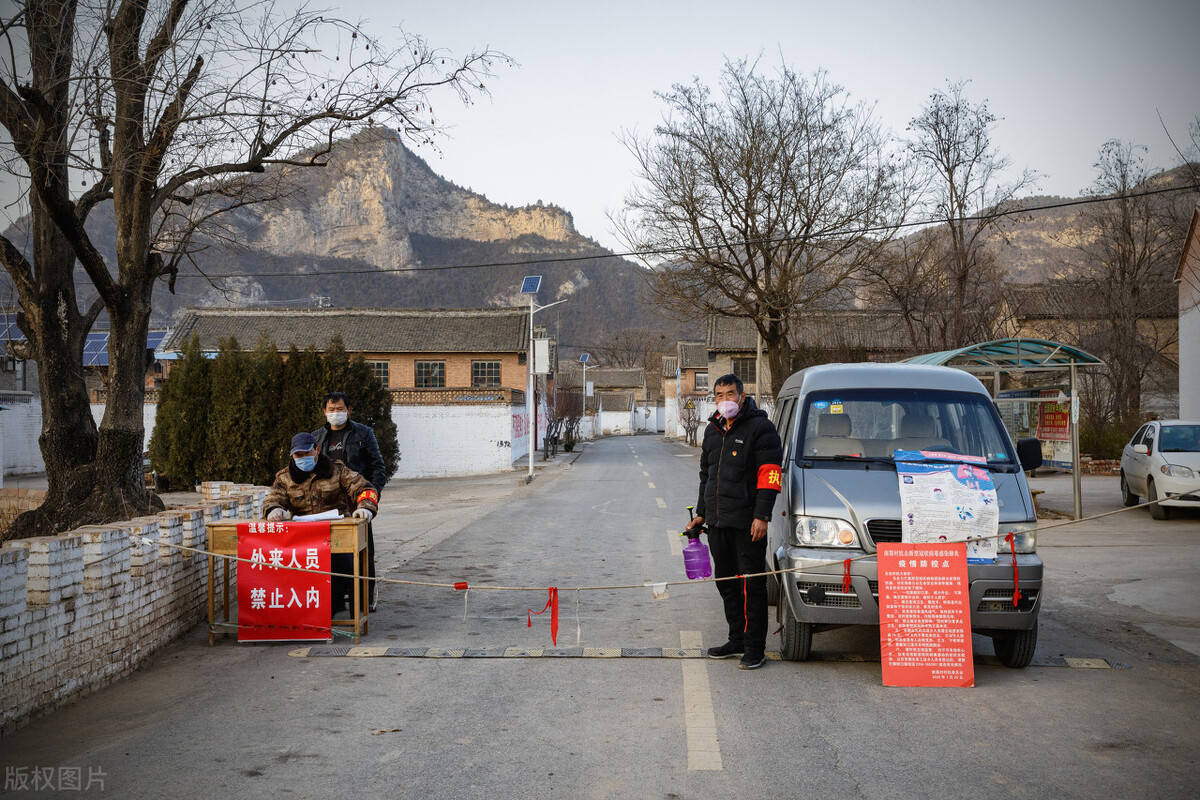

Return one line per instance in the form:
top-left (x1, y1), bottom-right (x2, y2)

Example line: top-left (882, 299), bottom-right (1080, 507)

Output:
top-left (707, 641), bottom-right (744, 659)
top-left (739, 653), bottom-right (767, 670)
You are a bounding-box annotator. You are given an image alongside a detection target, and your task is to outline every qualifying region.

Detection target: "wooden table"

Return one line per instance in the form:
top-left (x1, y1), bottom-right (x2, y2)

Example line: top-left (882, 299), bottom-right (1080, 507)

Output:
top-left (206, 518), bottom-right (370, 645)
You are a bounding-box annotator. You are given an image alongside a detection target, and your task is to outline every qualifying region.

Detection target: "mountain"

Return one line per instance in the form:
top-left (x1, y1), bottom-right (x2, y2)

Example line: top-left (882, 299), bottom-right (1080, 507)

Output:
top-left (2, 128), bottom-right (676, 348)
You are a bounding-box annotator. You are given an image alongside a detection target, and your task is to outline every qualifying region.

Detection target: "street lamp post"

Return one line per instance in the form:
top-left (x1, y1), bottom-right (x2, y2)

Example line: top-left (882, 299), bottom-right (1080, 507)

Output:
top-left (520, 276), bottom-right (566, 482)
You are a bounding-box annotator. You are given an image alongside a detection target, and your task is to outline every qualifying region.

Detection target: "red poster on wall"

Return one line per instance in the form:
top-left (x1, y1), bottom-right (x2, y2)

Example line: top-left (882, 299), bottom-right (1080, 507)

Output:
top-left (878, 542), bottom-right (974, 687)
top-left (237, 521), bottom-right (332, 642)
top-left (1036, 390), bottom-right (1070, 441)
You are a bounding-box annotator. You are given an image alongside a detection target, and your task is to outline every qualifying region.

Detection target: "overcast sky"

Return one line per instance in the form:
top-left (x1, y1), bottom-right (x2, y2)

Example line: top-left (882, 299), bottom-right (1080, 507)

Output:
top-left (375, 0), bottom-right (1200, 249)
top-left (1, 0), bottom-right (1197, 250)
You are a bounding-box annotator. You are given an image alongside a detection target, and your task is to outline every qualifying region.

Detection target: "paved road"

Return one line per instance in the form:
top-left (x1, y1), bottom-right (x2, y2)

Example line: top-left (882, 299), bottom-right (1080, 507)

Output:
top-left (3, 437), bottom-right (1200, 798)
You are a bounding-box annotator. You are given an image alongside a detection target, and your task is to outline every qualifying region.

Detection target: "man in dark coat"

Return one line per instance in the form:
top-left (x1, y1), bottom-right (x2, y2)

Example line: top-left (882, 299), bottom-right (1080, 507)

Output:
top-left (265, 432), bottom-right (380, 616)
top-left (684, 374), bottom-right (783, 669)
top-left (312, 392), bottom-right (388, 610)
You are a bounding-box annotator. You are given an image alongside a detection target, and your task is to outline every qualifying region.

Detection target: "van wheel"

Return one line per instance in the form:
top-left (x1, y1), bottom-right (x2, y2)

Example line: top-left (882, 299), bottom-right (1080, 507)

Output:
top-left (780, 598), bottom-right (813, 661)
top-left (992, 623), bottom-right (1037, 668)
top-left (766, 571), bottom-right (780, 607)
top-left (1148, 479), bottom-right (1170, 520)
top-left (1120, 471), bottom-right (1138, 507)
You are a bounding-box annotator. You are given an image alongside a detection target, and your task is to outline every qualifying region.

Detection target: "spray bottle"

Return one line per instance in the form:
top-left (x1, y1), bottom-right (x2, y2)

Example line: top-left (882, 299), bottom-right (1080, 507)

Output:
top-left (681, 505), bottom-right (712, 580)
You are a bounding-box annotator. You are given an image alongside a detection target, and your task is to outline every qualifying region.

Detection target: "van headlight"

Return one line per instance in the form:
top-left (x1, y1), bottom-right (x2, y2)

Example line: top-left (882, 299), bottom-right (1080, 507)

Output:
top-left (792, 516), bottom-right (860, 548)
top-left (997, 522), bottom-right (1037, 554)
top-left (1160, 464), bottom-right (1194, 479)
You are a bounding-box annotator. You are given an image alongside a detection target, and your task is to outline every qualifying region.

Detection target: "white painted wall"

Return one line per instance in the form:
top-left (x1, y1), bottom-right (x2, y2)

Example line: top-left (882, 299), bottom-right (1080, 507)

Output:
top-left (88, 403), bottom-right (159, 455)
top-left (1181, 304), bottom-right (1199, 419)
top-left (391, 404), bottom-right (524, 479)
top-left (664, 396), bottom-right (680, 438)
top-left (0, 393), bottom-right (42, 476)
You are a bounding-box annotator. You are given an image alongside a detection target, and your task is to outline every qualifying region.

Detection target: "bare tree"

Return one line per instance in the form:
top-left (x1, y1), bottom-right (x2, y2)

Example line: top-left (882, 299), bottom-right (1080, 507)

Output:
top-left (615, 59), bottom-right (911, 395)
top-left (1046, 140), bottom-right (1189, 425)
top-left (906, 81), bottom-right (1035, 348)
top-left (0, 0), bottom-right (506, 539)
top-left (679, 400), bottom-right (702, 447)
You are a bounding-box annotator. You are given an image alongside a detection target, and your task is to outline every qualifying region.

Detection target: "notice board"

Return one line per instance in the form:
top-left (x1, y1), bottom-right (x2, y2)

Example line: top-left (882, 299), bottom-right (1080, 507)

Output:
top-left (878, 542), bottom-right (974, 687)
top-left (237, 521), bottom-right (332, 642)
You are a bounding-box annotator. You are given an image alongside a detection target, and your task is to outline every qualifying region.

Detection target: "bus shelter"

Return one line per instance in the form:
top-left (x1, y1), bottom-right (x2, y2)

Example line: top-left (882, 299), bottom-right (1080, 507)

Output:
top-left (903, 338), bottom-right (1104, 519)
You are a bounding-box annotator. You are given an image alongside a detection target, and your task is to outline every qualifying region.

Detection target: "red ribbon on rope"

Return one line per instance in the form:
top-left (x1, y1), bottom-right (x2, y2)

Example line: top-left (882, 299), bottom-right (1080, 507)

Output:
top-left (842, 559), bottom-right (853, 594)
top-left (453, 582), bottom-right (468, 591)
top-left (1005, 533), bottom-right (1022, 607)
top-left (527, 587), bottom-right (559, 645)
top-left (741, 576), bottom-right (748, 633)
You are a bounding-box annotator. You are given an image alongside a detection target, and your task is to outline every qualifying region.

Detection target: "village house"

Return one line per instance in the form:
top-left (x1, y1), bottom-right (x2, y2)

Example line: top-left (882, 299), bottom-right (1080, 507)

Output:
top-left (159, 306), bottom-right (553, 478)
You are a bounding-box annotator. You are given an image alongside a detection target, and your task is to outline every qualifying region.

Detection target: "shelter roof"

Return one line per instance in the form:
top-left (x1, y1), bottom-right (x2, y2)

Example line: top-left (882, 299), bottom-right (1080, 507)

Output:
top-left (902, 338), bottom-right (1104, 372)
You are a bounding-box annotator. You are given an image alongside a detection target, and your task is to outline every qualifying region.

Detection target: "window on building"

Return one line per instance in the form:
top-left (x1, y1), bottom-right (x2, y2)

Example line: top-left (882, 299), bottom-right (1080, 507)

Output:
top-left (472, 360), bottom-right (502, 387)
top-left (415, 360), bottom-right (445, 388)
top-left (693, 372), bottom-right (708, 391)
top-left (366, 360), bottom-right (390, 386)
top-left (731, 358), bottom-right (756, 385)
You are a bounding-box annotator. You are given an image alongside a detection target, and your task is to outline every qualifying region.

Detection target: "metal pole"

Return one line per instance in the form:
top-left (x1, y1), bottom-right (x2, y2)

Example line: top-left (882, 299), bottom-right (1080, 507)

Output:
top-left (1070, 363), bottom-right (1082, 520)
top-left (528, 296), bottom-right (535, 481)
top-left (755, 328), bottom-right (763, 404)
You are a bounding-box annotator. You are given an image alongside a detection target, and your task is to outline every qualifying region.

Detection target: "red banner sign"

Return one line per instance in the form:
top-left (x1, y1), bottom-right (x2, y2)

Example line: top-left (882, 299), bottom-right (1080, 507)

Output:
top-left (237, 521), bottom-right (332, 642)
top-left (1037, 390), bottom-right (1070, 441)
top-left (878, 542), bottom-right (974, 687)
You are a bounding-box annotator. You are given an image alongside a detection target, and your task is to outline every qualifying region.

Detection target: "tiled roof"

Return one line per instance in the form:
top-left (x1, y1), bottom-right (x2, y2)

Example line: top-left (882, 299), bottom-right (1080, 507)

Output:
top-left (707, 312), bottom-right (907, 353)
top-left (677, 341), bottom-right (707, 369)
top-left (559, 363), bottom-right (646, 389)
top-left (1008, 282), bottom-right (1177, 319)
top-left (161, 307), bottom-right (530, 354)
top-left (662, 356), bottom-right (678, 378)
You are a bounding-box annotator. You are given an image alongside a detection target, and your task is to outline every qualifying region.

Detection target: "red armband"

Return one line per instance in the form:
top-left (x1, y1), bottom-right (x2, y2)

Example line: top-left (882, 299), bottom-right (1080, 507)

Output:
top-left (356, 488), bottom-right (379, 505)
top-left (757, 464), bottom-right (782, 490)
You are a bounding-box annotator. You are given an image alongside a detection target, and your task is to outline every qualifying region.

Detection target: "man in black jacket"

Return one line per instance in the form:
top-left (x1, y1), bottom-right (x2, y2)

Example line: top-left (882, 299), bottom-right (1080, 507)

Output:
top-left (684, 374), bottom-right (783, 669)
top-left (312, 392), bottom-right (388, 611)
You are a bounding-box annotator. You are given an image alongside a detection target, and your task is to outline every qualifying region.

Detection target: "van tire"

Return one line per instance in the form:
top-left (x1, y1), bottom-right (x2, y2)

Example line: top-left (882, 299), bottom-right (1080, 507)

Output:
top-left (1120, 471), bottom-right (1138, 507)
top-left (780, 599), bottom-right (813, 661)
top-left (766, 571), bottom-right (780, 606)
top-left (1148, 479), bottom-right (1170, 520)
top-left (992, 623), bottom-right (1037, 668)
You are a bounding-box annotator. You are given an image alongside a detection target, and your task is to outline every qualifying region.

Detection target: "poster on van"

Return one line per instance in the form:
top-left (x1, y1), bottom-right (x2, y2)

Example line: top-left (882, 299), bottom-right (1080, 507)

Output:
top-left (893, 451), bottom-right (998, 562)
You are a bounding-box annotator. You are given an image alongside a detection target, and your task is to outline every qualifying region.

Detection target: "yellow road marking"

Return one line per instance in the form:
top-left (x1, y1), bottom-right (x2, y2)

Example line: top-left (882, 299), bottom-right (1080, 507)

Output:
top-left (669, 529), bottom-right (683, 556)
top-left (648, 482), bottom-right (656, 489)
top-left (679, 631), bottom-right (722, 771)
top-left (656, 497), bottom-right (667, 509)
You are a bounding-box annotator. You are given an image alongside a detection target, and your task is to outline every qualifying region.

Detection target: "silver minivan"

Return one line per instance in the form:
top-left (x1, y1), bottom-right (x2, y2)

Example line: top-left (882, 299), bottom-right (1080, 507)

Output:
top-left (765, 363), bottom-right (1044, 668)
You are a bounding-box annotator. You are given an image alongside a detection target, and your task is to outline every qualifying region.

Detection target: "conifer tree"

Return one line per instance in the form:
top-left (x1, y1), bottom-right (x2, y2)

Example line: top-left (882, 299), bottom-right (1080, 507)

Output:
top-left (201, 339), bottom-right (249, 481)
top-left (245, 338), bottom-right (285, 484)
top-left (148, 335), bottom-right (211, 488)
top-left (274, 347), bottom-right (325, 468)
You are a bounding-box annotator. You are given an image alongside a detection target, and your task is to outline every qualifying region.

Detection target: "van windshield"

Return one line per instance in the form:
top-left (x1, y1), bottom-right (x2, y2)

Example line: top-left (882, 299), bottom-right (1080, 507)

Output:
top-left (798, 388), bottom-right (1015, 465)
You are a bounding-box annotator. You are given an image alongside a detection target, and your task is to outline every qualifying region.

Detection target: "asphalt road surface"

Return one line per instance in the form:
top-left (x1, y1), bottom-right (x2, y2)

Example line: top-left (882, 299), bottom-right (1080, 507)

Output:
top-left (3, 437), bottom-right (1199, 799)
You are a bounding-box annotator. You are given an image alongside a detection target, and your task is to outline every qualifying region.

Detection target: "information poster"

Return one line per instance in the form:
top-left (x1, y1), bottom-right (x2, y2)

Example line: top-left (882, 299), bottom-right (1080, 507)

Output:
top-left (237, 521), bottom-right (332, 642)
top-left (878, 542), bottom-right (974, 688)
top-left (894, 450), bottom-right (998, 562)
top-left (1036, 390), bottom-right (1070, 441)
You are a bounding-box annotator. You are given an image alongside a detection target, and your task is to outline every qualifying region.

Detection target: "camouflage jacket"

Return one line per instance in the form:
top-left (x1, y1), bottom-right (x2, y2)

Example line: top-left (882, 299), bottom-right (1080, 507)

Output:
top-left (263, 454), bottom-right (379, 518)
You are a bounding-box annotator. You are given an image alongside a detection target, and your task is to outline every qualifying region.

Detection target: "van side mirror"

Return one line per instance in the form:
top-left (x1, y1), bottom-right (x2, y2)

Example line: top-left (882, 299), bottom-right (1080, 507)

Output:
top-left (1132, 443), bottom-right (1149, 455)
top-left (1016, 438), bottom-right (1042, 473)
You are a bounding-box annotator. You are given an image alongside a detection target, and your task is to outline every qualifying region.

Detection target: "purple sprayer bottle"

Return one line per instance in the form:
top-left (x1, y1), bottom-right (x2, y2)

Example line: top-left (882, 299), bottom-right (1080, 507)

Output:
top-left (681, 505), bottom-right (712, 580)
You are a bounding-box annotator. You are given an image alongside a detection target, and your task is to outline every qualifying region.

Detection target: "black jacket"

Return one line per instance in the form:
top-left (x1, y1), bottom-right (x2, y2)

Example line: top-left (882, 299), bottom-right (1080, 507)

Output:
top-left (695, 396), bottom-right (783, 530)
top-left (312, 420), bottom-right (388, 493)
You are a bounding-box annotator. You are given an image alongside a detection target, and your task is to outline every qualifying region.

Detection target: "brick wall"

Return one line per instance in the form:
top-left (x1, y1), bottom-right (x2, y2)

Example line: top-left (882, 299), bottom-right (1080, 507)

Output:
top-left (0, 489), bottom-right (267, 737)
top-left (366, 352), bottom-right (525, 391)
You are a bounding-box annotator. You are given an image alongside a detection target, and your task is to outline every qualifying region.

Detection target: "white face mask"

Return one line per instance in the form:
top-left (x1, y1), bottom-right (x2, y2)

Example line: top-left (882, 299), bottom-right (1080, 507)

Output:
top-left (326, 411), bottom-right (348, 427)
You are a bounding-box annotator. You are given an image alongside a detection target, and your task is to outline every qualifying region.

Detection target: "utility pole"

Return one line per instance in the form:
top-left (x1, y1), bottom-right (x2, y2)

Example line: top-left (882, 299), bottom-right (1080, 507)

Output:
top-left (520, 276), bottom-right (566, 482)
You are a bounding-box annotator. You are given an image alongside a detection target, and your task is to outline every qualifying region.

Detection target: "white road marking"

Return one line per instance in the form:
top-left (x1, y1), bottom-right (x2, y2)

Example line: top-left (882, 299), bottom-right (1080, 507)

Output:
top-left (669, 529), bottom-right (683, 556)
top-left (679, 631), bottom-right (722, 771)
top-left (648, 482), bottom-right (656, 489)
top-left (655, 497), bottom-right (667, 509)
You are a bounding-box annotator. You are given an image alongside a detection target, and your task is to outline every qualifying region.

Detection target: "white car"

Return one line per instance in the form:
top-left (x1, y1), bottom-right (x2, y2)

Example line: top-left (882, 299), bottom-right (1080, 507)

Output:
top-left (1120, 420), bottom-right (1200, 519)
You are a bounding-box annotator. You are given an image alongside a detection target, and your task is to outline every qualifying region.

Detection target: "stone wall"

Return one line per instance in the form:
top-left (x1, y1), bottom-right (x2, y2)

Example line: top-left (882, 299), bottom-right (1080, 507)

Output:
top-left (0, 489), bottom-right (267, 737)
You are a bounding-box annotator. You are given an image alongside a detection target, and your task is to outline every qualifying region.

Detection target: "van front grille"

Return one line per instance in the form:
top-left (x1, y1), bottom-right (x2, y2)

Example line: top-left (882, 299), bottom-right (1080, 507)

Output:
top-left (866, 519), bottom-right (903, 545)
